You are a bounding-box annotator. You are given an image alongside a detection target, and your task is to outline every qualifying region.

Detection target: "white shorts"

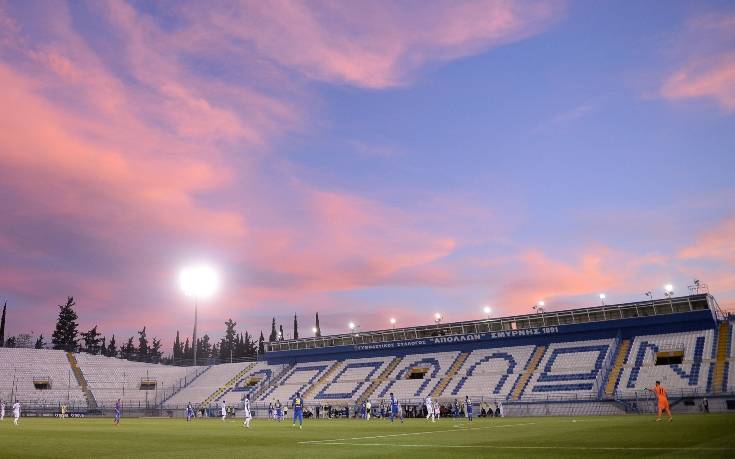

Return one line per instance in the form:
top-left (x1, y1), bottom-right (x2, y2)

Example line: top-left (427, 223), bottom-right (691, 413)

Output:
top-left (243, 410), bottom-right (252, 419)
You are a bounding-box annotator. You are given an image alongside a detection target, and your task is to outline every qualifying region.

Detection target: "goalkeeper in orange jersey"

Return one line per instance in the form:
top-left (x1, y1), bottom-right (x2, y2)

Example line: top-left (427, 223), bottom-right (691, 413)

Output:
top-left (647, 381), bottom-right (672, 421)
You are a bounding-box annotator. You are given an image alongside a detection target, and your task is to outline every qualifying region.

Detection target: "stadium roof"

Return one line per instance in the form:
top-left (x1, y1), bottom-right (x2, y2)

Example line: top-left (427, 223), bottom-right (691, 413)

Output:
top-left (265, 294), bottom-right (720, 353)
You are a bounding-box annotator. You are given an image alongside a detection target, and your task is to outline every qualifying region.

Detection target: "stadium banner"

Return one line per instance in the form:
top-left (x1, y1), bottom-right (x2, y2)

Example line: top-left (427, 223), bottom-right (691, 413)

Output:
top-left (353, 326), bottom-right (560, 352)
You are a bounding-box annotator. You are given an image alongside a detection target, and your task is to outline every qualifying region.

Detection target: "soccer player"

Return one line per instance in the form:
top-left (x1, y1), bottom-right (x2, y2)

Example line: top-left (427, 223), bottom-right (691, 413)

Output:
top-left (396, 401), bottom-right (404, 423)
top-left (453, 399), bottom-right (460, 418)
top-left (220, 400), bottom-right (227, 422)
top-left (186, 402), bottom-right (195, 421)
top-left (389, 393), bottom-right (399, 423)
top-left (292, 392), bottom-right (304, 429)
top-left (425, 395), bottom-right (435, 422)
top-left (60, 404), bottom-right (67, 419)
top-left (13, 401), bottom-right (20, 426)
top-left (242, 395), bottom-right (252, 429)
top-left (114, 399), bottom-right (121, 425)
top-left (465, 396), bottom-right (473, 421)
top-left (497, 400), bottom-right (504, 418)
top-left (1, 400), bottom-right (5, 421)
top-left (268, 402), bottom-right (274, 420)
top-left (275, 400), bottom-right (283, 421)
top-left (434, 402), bottom-right (440, 420)
top-left (649, 381), bottom-right (672, 421)
top-left (365, 400), bottom-right (372, 420)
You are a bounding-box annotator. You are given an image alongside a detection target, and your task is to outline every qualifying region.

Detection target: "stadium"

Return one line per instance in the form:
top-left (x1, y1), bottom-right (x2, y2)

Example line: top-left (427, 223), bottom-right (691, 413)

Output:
top-left (2, 0), bottom-right (735, 457)
top-left (1, 292), bottom-right (734, 456)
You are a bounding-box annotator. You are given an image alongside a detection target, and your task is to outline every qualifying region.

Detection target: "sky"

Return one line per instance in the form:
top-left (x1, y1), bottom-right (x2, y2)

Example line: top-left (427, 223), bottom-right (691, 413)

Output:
top-left (1, 0), bottom-right (734, 348)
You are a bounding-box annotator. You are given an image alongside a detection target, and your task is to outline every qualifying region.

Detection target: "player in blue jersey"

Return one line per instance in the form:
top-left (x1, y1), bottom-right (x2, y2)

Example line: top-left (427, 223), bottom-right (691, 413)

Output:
top-left (275, 400), bottom-right (283, 421)
top-left (292, 392), bottom-right (304, 429)
top-left (465, 396), bottom-right (473, 421)
top-left (114, 399), bottom-right (121, 425)
top-left (389, 393), bottom-right (402, 423)
top-left (186, 402), bottom-right (194, 421)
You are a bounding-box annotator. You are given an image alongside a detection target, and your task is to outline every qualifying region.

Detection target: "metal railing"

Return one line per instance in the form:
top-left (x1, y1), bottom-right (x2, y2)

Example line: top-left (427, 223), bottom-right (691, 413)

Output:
top-left (266, 294), bottom-right (712, 353)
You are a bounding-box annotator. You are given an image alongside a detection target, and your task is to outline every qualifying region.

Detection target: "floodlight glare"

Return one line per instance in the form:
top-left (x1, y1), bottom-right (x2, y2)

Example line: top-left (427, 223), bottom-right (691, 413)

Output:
top-left (538, 300), bottom-right (545, 307)
top-left (179, 265), bottom-right (219, 299)
top-left (664, 284), bottom-right (673, 293)
top-left (348, 322), bottom-right (355, 330)
top-left (311, 327), bottom-right (318, 333)
top-left (390, 318), bottom-right (396, 325)
top-left (483, 306), bottom-right (491, 315)
top-left (599, 293), bottom-right (606, 299)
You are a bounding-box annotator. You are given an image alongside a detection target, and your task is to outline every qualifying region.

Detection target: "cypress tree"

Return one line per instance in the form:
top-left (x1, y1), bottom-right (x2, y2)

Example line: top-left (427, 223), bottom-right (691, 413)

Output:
top-left (258, 331), bottom-right (265, 354)
top-left (51, 297), bottom-right (79, 352)
top-left (35, 334), bottom-right (45, 349)
top-left (0, 301), bottom-right (6, 347)
top-left (293, 314), bottom-right (299, 340)
top-left (315, 312), bottom-right (322, 337)
top-left (107, 334), bottom-right (117, 357)
top-left (269, 318), bottom-right (277, 341)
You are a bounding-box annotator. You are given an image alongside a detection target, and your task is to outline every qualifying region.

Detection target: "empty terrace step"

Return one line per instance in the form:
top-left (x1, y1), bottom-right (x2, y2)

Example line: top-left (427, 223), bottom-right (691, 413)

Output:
top-left (358, 356), bottom-right (402, 403)
top-left (604, 339), bottom-right (632, 396)
top-left (430, 351), bottom-right (470, 397)
top-left (511, 345), bottom-right (546, 400)
top-left (712, 322), bottom-right (731, 394)
top-left (255, 363), bottom-right (295, 401)
top-left (303, 360), bottom-right (344, 399)
top-left (67, 352), bottom-right (99, 412)
top-left (200, 362), bottom-right (257, 407)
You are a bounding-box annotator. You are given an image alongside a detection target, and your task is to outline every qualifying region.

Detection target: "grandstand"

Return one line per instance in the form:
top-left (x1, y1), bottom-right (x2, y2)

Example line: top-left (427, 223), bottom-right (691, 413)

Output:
top-left (1, 293), bottom-right (733, 417)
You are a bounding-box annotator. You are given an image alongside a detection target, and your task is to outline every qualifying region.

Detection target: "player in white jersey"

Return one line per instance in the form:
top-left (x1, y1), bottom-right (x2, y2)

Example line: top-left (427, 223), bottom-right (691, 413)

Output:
top-left (1, 400), bottom-right (5, 421)
top-left (242, 395), bottom-right (252, 428)
top-left (365, 400), bottom-right (372, 420)
top-left (434, 403), bottom-right (440, 420)
top-left (497, 400), bottom-right (504, 418)
top-left (220, 400), bottom-right (227, 421)
top-left (13, 401), bottom-right (20, 426)
top-left (425, 396), bottom-right (435, 422)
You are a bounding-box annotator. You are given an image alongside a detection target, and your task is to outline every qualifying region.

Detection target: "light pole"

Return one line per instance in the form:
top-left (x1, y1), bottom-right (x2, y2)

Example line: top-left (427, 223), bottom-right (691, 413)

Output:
top-left (390, 318), bottom-right (396, 329)
top-left (434, 313), bottom-right (443, 324)
top-left (483, 306), bottom-right (492, 319)
top-left (599, 293), bottom-right (606, 306)
top-left (664, 284), bottom-right (674, 307)
top-left (180, 265), bottom-right (219, 367)
top-left (532, 301), bottom-right (545, 314)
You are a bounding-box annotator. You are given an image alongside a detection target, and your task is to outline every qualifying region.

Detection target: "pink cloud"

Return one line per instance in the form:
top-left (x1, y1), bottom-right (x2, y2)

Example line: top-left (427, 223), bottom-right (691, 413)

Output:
top-left (184, 0), bottom-right (566, 88)
top-left (659, 14), bottom-right (735, 111)
top-left (661, 55), bottom-right (735, 111)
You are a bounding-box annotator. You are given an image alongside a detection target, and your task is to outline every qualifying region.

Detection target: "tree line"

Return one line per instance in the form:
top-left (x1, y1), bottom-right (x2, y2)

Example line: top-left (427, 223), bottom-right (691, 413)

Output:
top-left (0, 297), bottom-right (324, 366)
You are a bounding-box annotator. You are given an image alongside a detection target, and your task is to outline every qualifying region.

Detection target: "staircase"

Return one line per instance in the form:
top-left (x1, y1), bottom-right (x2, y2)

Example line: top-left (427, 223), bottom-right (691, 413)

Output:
top-left (712, 322), bottom-right (731, 393)
top-left (160, 365), bottom-right (212, 407)
top-left (199, 362), bottom-right (257, 407)
top-left (66, 353), bottom-right (98, 412)
top-left (431, 352), bottom-right (469, 397)
top-left (510, 345), bottom-right (546, 400)
top-left (358, 356), bottom-right (402, 403)
top-left (303, 360), bottom-right (344, 399)
top-left (604, 339), bottom-right (631, 396)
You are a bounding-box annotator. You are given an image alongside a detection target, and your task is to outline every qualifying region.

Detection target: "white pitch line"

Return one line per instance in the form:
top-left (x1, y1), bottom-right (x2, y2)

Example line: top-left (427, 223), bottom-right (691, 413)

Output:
top-left (299, 422), bottom-right (536, 444)
top-left (308, 442), bottom-right (732, 451)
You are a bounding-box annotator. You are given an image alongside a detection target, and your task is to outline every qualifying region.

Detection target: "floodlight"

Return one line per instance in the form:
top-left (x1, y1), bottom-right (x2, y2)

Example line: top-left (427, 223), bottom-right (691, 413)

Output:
top-left (390, 318), bottom-right (396, 325)
top-left (538, 300), bottom-right (545, 307)
top-left (348, 322), bottom-right (355, 330)
top-left (179, 265), bottom-right (219, 299)
top-left (664, 284), bottom-right (673, 293)
top-left (312, 327), bottom-right (318, 334)
top-left (483, 306), bottom-right (492, 315)
top-left (599, 293), bottom-right (606, 300)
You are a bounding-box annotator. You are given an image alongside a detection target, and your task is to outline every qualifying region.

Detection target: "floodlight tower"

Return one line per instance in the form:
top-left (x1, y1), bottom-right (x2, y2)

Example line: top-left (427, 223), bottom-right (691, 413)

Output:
top-left (483, 305), bottom-right (492, 319)
top-left (599, 293), bottom-right (606, 306)
top-left (180, 265), bottom-right (219, 367)
top-left (390, 318), bottom-right (397, 329)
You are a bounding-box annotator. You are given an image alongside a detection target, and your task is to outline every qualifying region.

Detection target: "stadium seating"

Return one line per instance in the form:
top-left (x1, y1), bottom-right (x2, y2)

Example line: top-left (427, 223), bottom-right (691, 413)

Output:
top-left (258, 360), bottom-right (337, 403)
top-left (444, 345), bottom-right (535, 398)
top-left (75, 353), bottom-right (206, 407)
top-left (617, 330), bottom-right (714, 396)
top-left (0, 348), bottom-right (86, 406)
top-left (313, 356), bottom-right (394, 402)
top-left (164, 361), bottom-right (257, 407)
top-left (524, 339), bottom-right (614, 397)
top-left (374, 351), bottom-right (460, 400)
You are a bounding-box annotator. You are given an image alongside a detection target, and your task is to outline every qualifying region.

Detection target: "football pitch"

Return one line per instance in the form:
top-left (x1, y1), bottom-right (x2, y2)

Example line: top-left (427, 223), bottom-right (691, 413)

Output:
top-left (1, 414), bottom-right (734, 458)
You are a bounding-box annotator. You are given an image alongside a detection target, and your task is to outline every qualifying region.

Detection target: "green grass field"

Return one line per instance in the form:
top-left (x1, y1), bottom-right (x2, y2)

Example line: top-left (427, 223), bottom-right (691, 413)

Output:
top-left (1, 414), bottom-right (734, 458)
